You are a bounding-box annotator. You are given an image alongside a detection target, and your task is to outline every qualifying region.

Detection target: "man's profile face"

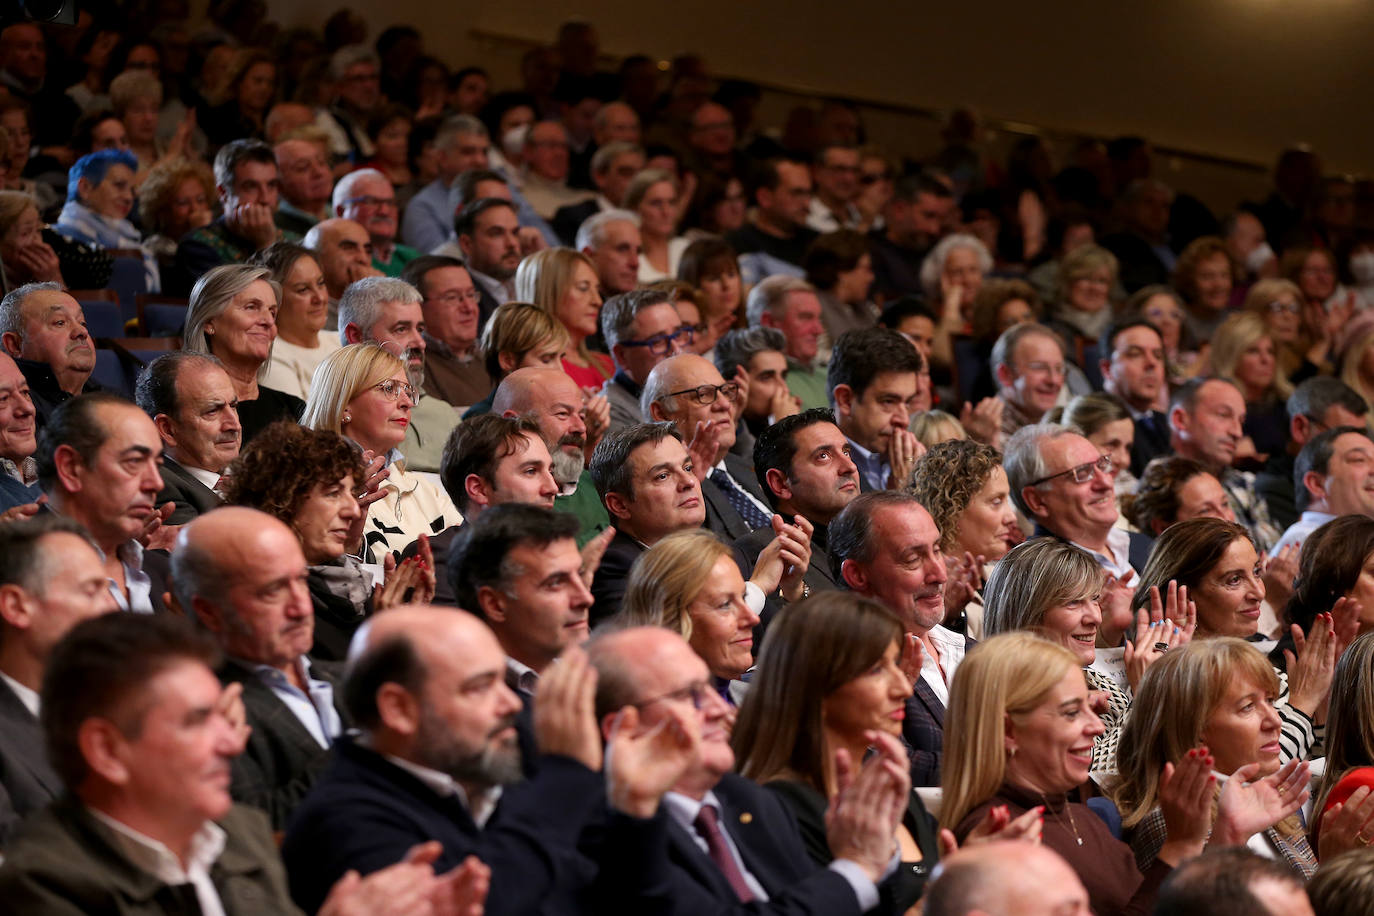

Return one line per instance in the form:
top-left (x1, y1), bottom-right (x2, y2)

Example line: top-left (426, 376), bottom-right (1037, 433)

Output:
top-left (1177, 380), bottom-right (1245, 468)
top-left (622, 632), bottom-right (735, 779)
top-left (69, 404), bottom-right (165, 544)
top-left (21, 533), bottom-right (118, 660)
top-left (215, 526), bottom-right (313, 670)
top-left (485, 432), bottom-right (558, 509)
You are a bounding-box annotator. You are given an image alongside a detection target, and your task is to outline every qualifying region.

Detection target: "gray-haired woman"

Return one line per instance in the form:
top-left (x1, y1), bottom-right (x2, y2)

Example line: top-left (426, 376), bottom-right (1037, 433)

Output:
top-left (184, 262), bottom-right (304, 443)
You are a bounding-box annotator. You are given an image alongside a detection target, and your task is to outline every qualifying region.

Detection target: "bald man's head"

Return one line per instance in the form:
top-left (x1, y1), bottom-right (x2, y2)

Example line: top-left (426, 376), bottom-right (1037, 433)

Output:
top-left (641, 353), bottom-right (736, 457)
top-left (924, 841), bottom-right (1089, 916)
top-left (304, 218), bottom-right (374, 299)
top-left (493, 368), bottom-right (588, 485)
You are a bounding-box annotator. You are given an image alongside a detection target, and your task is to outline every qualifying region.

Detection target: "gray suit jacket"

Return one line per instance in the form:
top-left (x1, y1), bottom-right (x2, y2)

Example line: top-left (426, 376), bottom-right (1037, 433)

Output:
top-left (701, 452), bottom-right (772, 542)
top-left (156, 457), bottom-right (223, 525)
top-left (601, 374), bottom-right (644, 434)
top-left (0, 679), bottom-right (62, 846)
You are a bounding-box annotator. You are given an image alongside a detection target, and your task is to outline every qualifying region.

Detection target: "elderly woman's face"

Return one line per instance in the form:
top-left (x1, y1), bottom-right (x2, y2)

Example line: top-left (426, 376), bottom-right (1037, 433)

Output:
top-left (123, 96), bottom-right (160, 146)
top-left (1068, 267), bottom-right (1112, 314)
top-left (1141, 294), bottom-right (1183, 352)
top-left (943, 246), bottom-right (984, 298)
top-left (686, 554), bottom-right (759, 682)
top-left (954, 466), bottom-right (1019, 562)
top-left (83, 163), bottom-right (135, 220)
top-left (342, 368), bottom-right (414, 455)
top-left (167, 176), bottom-right (212, 238)
top-left (1, 204), bottom-right (41, 259)
top-left (206, 279), bottom-right (277, 366)
top-left (1262, 289), bottom-right (1302, 342)
top-left (1193, 253), bottom-right (1233, 313)
top-left (1193, 537), bottom-right (1265, 638)
top-left (292, 474), bottom-right (361, 564)
top-left (1005, 666), bottom-right (1103, 795)
top-left (821, 640), bottom-right (910, 746)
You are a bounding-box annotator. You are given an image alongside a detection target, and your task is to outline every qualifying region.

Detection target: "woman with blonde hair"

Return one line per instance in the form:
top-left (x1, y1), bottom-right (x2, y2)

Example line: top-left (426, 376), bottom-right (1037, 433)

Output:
top-left (465, 301), bottom-right (571, 417)
top-left (302, 342), bottom-right (460, 564)
top-left (1051, 243), bottom-right (1119, 344)
top-left (184, 263), bottom-right (304, 443)
top-left (619, 526), bottom-right (810, 701)
top-left (941, 632), bottom-right (1215, 915)
top-left (1206, 311), bottom-right (1291, 459)
top-left (1062, 392), bottom-right (1138, 498)
top-left (1244, 276), bottom-right (1334, 384)
top-left (625, 168), bottom-right (688, 283)
top-left (514, 247), bottom-right (612, 388)
top-left (1112, 639), bottom-right (1314, 876)
top-left (909, 410), bottom-right (967, 449)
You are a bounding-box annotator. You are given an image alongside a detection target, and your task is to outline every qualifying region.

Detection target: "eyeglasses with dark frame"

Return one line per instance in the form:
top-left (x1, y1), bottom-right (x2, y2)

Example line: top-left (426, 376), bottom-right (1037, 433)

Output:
top-left (665, 381), bottom-right (740, 407)
top-left (631, 680), bottom-right (714, 711)
top-left (1029, 454), bottom-right (1113, 487)
top-left (619, 325), bottom-right (694, 356)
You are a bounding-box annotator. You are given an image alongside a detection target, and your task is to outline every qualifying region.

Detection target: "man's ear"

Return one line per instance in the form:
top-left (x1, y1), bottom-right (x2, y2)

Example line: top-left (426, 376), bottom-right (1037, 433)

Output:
top-left (1099, 357), bottom-right (1113, 383)
top-left (764, 467), bottom-right (792, 503)
top-left (1168, 405), bottom-right (1188, 438)
top-left (604, 491), bottom-right (632, 522)
top-left (79, 718), bottom-right (132, 786)
top-left (840, 557), bottom-right (868, 592)
top-left (153, 413), bottom-right (178, 449)
top-left (1020, 484), bottom-right (1048, 519)
top-left (0, 583), bottom-right (34, 631)
top-left (375, 682), bottom-right (421, 737)
top-left (647, 400), bottom-right (668, 422)
top-left (832, 384), bottom-right (854, 418)
top-left (343, 323), bottom-right (365, 345)
top-left (994, 363), bottom-right (1015, 390)
top-left (464, 474), bottom-right (493, 510)
top-left (52, 443), bottom-right (86, 494)
top-left (190, 595), bottom-right (224, 634)
top-left (0, 331), bottom-right (21, 357)
top-left (1291, 414), bottom-right (1311, 444)
top-left (457, 234), bottom-right (473, 259)
top-left (476, 584), bottom-right (507, 624)
top-left (1302, 470), bottom-right (1327, 505)
top-left (217, 183), bottom-right (231, 205)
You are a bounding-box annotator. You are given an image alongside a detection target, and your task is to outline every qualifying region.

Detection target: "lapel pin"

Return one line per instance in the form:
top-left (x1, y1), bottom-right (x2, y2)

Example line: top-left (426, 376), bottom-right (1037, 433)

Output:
top-left (739, 812), bottom-right (753, 824)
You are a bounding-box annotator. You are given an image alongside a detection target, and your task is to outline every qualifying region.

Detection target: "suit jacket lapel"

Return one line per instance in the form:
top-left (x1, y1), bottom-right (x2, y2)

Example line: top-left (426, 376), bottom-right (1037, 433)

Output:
top-left (0, 680), bottom-right (62, 796)
top-left (223, 661), bottom-right (331, 757)
top-left (912, 677), bottom-right (946, 727)
top-left (664, 814), bottom-right (738, 899)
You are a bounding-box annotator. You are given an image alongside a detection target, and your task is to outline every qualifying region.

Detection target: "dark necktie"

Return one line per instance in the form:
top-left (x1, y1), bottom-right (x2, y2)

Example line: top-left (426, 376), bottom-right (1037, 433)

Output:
top-left (694, 804), bottom-right (756, 903)
top-left (709, 469), bottom-right (772, 530)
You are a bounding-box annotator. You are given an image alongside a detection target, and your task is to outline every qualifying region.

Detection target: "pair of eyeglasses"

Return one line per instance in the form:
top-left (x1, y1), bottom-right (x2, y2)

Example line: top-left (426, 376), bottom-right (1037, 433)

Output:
top-left (372, 379), bottom-right (417, 402)
top-left (632, 680), bottom-right (714, 711)
top-left (343, 195), bottom-right (397, 209)
top-left (620, 325), bottom-right (693, 356)
top-left (432, 289), bottom-right (482, 307)
top-left (665, 381), bottom-right (740, 406)
top-left (1267, 300), bottom-right (1301, 315)
top-left (1029, 454), bottom-right (1113, 487)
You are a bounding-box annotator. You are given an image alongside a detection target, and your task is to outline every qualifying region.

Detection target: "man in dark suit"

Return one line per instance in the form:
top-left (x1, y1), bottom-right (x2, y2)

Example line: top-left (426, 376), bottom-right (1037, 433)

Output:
top-left (0, 517), bottom-right (117, 844)
top-left (831, 491), bottom-right (966, 787)
top-left (829, 328), bottom-right (924, 492)
top-left (587, 422), bottom-right (706, 620)
top-left (172, 507), bottom-right (348, 830)
top-left (282, 604), bottom-right (699, 915)
top-left (1099, 318), bottom-right (1171, 477)
top-left (1004, 422), bottom-right (1154, 580)
top-left (587, 625), bottom-right (906, 914)
top-left (735, 408), bottom-right (860, 628)
top-left (643, 353), bottom-right (775, 541)
top-left (135, 352), bottom-right (242, 525)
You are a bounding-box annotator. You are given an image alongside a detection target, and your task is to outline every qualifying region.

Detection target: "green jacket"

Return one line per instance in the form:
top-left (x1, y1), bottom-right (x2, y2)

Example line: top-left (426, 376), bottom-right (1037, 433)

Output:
top-left (0, 796), bottom-right (300, 915)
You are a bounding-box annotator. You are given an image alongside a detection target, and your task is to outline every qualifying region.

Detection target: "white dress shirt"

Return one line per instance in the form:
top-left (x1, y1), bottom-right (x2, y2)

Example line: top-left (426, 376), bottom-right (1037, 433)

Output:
top-left (89, 808), bottom-right (228, 916)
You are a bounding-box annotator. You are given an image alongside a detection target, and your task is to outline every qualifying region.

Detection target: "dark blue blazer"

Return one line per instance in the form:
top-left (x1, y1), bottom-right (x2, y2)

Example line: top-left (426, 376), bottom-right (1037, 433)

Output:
top-left (654, 772), bottom-right (868, 916)
top-left (0, 475), bottom-right (39, 512)
top-left (282, 738), bottom-right (612, 916)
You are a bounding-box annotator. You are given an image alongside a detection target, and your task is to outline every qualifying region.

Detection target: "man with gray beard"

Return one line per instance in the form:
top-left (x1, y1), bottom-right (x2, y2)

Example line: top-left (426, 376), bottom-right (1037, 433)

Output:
top-left (492, 366), bottom-right (610, 545)
top-left (338, 275), bottom-right (461, 472)
top-left (282, 604), bottom-right (700, 915)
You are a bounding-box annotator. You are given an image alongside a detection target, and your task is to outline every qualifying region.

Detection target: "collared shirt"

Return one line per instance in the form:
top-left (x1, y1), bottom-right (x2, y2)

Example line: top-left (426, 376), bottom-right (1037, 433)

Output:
top-left (242, 656), bottom-right (342, 749)
top-left (921, 624), bottom-right (968, 707)
top-left (712, 459), bottom-right (774, 521)
top-left (469, 267), bottom-right (515, 307)
top-left (846, 437), bottom-right (890, 492)
top-left (0, 670), bottom-right (38, 717)
top-left (1271, 510), bottom-right (1338, 557)
top-left (88, 808), bottom-right (228, 916)
top-left (1221, 468), bottom-right (1282, 554)
top-left (382, 750), bottom-right (502, 827)
top-left (1070, 526), bottom-right (1137, 580)
top-left (109, 539), bottom-right (155, 614)
top-left (506, 656), bottom-right (539, 695)
top-left (662, 789), bottom-right (885, 909)
top-left (805, 196), bottom-right (861, 234)
top-left (181, 462), bottom-right (220, 491)
top-left (0, 455), bottom-right (36, 485)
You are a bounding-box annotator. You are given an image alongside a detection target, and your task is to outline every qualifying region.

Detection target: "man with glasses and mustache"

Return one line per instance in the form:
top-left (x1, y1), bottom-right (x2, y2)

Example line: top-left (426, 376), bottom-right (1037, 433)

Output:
top-left (600, 287), bottom-right (692, 433)
top-left (171, 508), bottom-right (348, 831)
top-left (643, 353), bottom-right (774, 540)
top-left (1004, 422), bottom-right (1153, 580)
top-left (339, 276), bottom-right (458, 473)
top-left (284, 603), bottom-right (699, 914)
top-left (334, 169), bottom-right (421, 278)
top-left (401, 255), bottom-right (491, 409)
top-left (135, 352), bottom-right (241, 526)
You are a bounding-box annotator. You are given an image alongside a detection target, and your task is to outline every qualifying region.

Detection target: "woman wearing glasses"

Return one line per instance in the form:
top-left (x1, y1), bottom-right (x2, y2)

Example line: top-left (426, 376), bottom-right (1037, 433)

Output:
top-left (183, 263), bottom-right (306, 444)
top-left (302, 343), bottom-right (460, 564)
top-left (1244, 277), bottom-right (1334, 386)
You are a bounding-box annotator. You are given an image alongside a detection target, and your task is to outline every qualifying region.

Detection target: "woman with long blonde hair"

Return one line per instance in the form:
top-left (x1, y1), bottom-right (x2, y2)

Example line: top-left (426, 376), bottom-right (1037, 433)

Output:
top-left (514, 246), bottom-right (612, 388)
top-left (1206, 311), bottom-right (1291, 459)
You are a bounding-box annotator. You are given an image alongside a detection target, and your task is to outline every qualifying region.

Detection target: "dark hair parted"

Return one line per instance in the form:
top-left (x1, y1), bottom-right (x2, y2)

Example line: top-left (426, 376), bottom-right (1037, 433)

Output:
top-left (827, 327), bottom-right (922, 407)
top-left (588, 421), bottom-right (683, 502)
top-left (1285, 515), bottom-right (1374, 637)
top-left (1131, 517), bottom-right (1254, 613)
top-left (447, 503), bottom-right (581, 615)
top-left (219, 420), bottom-right (365, 524)
top-left (1121, 455), bottom-right (1212, 535)
top-left (828, 490), bottom-right (922, 583)
top-left (439, 413), bottom-right (543, 512)
top-left (752, 407), bottom-right (838, 509)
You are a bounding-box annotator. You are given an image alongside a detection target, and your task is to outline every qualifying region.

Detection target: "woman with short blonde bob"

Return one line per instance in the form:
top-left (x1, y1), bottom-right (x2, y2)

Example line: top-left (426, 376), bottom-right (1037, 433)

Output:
top-left (514, 247), bottom-right (612, 388)
top-left (465, 301), bottom-right (570, 417)
top-left (1112, 638), bottom-right (1314, 877)
top-left (619, 526), bottom-right (808, 701)
top-left (940, 632), bottom-right (1212, 916)
top-left (303, 343), bottom-right (459, 565)
top-left (1207, 311), bottom-right (1290, 458)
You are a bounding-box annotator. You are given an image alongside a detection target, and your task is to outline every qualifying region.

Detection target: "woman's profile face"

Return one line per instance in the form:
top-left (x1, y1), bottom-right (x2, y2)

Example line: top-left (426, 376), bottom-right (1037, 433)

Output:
top-left (292, 474), bottom-right (361, 564)
top-left (821, 640), bottom-right (910, 746)
top-left (685, 554), bottom-right (759, 682)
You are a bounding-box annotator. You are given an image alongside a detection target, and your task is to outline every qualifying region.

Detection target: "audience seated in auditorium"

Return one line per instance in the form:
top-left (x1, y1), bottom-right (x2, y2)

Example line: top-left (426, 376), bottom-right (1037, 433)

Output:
top-left (828, 327), bottom-right (923, 491)
top-left (0, 283), bottom-right (99, 426)
top-left (600, 286), bottom-right (690, 433)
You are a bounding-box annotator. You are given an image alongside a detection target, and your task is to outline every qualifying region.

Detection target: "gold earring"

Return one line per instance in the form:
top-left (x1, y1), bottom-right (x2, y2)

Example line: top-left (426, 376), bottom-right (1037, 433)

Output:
top-left (342, 413), bottom-right (351, 423)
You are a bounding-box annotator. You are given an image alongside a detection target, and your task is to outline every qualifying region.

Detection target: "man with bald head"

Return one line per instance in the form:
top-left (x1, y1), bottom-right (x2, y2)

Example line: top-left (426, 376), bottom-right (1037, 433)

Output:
top-left (494, 365), bottom-right (610, 543)
top-left (924, 841), bottom-right (1090, 916)
top-left (173, 507), bottom-right (348, 830)
top-left (274, 135), bottom-right (334, 235)
top-left (303, 217), bottom-right (381, 330)
top-left (334, 168), bottom-right (420, 277)
top-left (283, 604), bottom-right (698, 915)
top-left (36, 392), bottom-right (170, 615)
top-left (642, 353), bottom-right (774, 540)
top-left (0, 351), bottom-right (40, 511)
top-left (0, 283), bottom-right (99, 427)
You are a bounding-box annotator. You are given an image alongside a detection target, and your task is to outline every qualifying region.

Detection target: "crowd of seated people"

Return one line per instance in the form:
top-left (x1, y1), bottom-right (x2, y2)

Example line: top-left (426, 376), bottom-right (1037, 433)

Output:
top-left (6, 6), bottom-right (1374, 915)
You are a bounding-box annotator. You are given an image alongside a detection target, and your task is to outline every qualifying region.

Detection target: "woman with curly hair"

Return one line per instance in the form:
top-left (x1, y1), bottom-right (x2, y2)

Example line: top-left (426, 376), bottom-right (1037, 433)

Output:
top-left (220, 420), bottom-right (435, 659)
top-left (137, 157), bottom-right (214, 264)
top-left (907, 439), bottom-right (1021, 636)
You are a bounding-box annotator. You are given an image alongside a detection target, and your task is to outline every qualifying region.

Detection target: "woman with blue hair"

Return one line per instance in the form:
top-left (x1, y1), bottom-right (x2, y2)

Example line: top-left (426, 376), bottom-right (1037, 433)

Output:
top-left (54, 148), bottom-right (160, 293)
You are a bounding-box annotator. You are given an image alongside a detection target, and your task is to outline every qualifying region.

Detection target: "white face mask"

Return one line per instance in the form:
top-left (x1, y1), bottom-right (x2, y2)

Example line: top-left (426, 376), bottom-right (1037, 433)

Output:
top-left (1352, 251), bottom-right (1374, 286)
top-left (1245, 242), bottom-right (1276, 276)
